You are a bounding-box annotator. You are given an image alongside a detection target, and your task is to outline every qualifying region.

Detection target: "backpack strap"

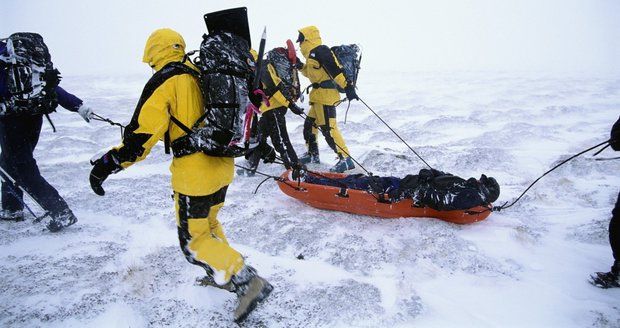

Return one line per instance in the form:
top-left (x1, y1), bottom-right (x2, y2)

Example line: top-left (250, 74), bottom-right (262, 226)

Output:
top-left (126, 61), bottom-right (197, 154)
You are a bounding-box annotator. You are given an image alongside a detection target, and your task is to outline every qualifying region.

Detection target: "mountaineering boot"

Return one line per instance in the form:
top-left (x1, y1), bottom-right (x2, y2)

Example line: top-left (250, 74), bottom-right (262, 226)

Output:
top-left (0, 209), bottom-right (24, 222)
top-left (46, 209), bottom-right (78, 232)
top-left (590, 271), bottom-right (620, 288)
top-left (299, 152), bottom-right (320, 164)
top-left (300, 139), bottom-right (320, 164)
top-left (330, 156), bottom-right (355, 173)
top-left (196, 275), bottom-right (236, 292)
top-left (232, 266), bottom-right (273, 323)
top-left (590, 262), bottom-right (620, 289)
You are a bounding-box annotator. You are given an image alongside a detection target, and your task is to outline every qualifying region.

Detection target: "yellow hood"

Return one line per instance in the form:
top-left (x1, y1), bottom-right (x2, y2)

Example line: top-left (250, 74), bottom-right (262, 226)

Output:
top-left (142, 28), bottom-right (186, 71)
top-left (298, 26), bottom-right (322, 59)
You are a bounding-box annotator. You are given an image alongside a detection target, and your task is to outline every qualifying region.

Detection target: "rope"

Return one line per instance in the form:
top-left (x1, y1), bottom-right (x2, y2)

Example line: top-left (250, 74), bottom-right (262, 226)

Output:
top-left (358, 97), bottom-right (433, 170)
top-left (234, 163), bottom-right (302, 193)
top-left (91, 113), bottom-right (126, 138)
top-left (295, 111), bottom-right (373, 176)
top-left (465, 139), bottom-right (613, 215)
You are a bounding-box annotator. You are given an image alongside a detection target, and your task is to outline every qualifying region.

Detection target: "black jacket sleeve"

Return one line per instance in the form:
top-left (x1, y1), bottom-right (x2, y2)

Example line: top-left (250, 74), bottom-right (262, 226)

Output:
top-left (611, 115), bottom-right (620, 151)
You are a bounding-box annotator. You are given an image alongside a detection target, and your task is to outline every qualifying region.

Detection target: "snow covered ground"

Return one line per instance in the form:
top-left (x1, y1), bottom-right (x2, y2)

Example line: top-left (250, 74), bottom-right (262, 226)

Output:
top-left (1, 71), bottom-right (619, 327)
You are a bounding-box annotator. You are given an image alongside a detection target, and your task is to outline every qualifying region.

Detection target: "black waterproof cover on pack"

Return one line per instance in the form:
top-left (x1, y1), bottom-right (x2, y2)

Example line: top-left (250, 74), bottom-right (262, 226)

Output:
top-left (171, 10), bottom-right (256, 158)
top-left (265, 47), bottom-right (300, 102)
top-left (204, 7), bottom-right (251, 47)
top-left (395, 169), bottom-right (500, 211)
top-left (330, 44), bottom-right (361, 92)
top-left (0, 32), bottom-right (61, 117)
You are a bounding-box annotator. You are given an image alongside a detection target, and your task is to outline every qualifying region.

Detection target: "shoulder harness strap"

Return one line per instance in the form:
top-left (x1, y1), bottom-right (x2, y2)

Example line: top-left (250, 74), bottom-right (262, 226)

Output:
top-left (136, 62), bottom-right (199, 154)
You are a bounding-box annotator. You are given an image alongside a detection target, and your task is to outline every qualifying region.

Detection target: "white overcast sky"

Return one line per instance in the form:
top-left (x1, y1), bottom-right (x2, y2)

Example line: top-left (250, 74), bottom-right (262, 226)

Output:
top-left (3, 0), bottom-right (620, 76)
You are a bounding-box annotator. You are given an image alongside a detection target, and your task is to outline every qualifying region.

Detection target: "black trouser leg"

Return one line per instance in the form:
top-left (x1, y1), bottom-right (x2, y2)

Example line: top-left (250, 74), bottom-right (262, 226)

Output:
top-left (247, 115), bottom-right (270, 172)
top-left (319, 105), bottom-right (339, 155)
top-left (266, 108), bottom-right (298, 169)
top-left (0, 115), bottom-right (71, 217)
top-left (303, 117), bottom-right (318, 154)
top-left (610, 191), bottom-right (620, 273)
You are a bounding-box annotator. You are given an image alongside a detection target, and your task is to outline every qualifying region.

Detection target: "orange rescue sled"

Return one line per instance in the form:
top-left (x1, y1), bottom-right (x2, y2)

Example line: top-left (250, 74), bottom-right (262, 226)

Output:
top-left (277, 170), bottom-right (492, 224)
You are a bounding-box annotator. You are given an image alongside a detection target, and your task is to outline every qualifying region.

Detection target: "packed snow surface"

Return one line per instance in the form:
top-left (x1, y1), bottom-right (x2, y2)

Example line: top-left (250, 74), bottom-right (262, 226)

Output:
top-left (1, 71), bottom-right (619, 327)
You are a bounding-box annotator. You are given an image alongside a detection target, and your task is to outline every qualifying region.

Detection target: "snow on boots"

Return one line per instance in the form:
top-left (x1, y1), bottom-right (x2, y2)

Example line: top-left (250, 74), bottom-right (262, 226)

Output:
top-left (231, 266), bottom-right (273, 323)
top-left (590, 262), bottom-right (620, 289)
top-left (330, 155), bottom-right (355, 173)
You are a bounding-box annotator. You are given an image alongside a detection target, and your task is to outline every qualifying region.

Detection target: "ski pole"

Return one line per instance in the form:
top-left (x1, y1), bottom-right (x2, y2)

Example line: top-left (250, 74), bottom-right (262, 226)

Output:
top-left (0, 166), bottom-right (50, 222)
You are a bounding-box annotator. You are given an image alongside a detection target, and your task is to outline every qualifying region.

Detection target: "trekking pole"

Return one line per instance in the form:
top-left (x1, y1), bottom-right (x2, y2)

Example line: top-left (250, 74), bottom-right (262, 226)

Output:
top-left (358, 97), bottom-right (433, 170)
top-left (0, 166), bottom-right (50, 222)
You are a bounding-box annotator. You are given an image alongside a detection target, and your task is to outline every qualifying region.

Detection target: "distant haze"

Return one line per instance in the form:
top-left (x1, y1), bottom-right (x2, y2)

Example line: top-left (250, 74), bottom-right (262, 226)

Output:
top-left (3, 0), bottom-right (619, 77)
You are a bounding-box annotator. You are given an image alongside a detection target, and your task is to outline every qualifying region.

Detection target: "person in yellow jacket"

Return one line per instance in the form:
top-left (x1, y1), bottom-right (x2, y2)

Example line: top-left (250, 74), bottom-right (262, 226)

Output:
top-left (240, 47), bottom-right (305, 176)
top-left (87, 28), bottom-right (272, 322)
top-left (296, 26), bottom-right (359, 173)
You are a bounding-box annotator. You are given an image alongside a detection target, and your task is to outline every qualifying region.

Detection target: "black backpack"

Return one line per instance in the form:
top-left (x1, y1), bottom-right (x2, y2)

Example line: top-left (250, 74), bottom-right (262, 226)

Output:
top-left (330, 44), bottom-right (361, 92)
top-left (265, 47), bottom-right (301, 102)
top-left (0, 32), bottom-right (61, 117)
top-left (169, 31), bottom-right (258, 158)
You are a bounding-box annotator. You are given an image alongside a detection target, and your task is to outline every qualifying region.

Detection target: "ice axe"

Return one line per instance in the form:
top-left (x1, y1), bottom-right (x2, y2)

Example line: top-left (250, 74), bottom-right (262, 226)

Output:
top-left (0, 165), bottom-right (50, 222)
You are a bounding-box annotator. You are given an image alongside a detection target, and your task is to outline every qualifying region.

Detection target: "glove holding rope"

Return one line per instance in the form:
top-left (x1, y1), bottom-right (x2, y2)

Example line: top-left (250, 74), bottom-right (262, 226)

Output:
top-left (288, 102), bottom-right (304, 115)
top-left (344, 84), bottom-right (359, 101)
top-left (89, 151), bottom-right (122, 196)
top-left (294, 57), bottom-right (304, 70)
top-left (611, 116), bottom-right (620, 151)
top-left (291, 162), bottom-right (307, 181)
top-left (77, 103), bottom-right (94, 123)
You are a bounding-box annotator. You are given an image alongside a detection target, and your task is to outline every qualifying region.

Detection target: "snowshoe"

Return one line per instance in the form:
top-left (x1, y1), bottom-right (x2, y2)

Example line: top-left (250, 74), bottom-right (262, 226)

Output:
top-left (196, 275), bottom-right (235, 292)
top-left (589, 271), bottom-right (620, 289)
top-left (299, 152), bottom-right (320, 164)
top-left (46, 210), bottom-right (77, 232)
top-left (329, 156), bottom-right (355, 173)
top-left (234, 275), bottom-right (273, 323)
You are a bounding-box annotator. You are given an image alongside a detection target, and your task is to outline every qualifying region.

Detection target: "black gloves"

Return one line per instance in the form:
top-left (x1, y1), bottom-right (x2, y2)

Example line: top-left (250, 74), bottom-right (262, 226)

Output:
top-left (344, 84), bottom-right (359, 101)
top-left (288, 102), bottom-right (304, 115)
top-left (291, 162), bottom-right (307, 181)
top-left (249, 90), bottom-right (263, 108)
top-left (89, 152), bottom-right (122, 196)
top-left (611, 116), bottom-right (620, 151)
top-left (294, 59), bottom-right (304, 70)
top-left (246, 143), bottom-right (276, 164)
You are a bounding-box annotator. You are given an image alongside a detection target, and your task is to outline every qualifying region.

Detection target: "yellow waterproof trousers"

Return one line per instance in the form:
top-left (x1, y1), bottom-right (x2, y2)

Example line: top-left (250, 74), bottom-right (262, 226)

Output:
top-left (175, 187), bottom-right (244, 284)
top-left (304, 103), bottom-right (349, 156)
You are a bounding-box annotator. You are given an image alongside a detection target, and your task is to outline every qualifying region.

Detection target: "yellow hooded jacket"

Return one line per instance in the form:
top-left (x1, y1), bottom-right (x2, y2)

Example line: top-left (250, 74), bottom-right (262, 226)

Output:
top-left (298, 26), bottom-right (348, 106)
top-left (259, 63), bottom-right (291, 113)
top-left (113, 28), bottom-right (233, 196)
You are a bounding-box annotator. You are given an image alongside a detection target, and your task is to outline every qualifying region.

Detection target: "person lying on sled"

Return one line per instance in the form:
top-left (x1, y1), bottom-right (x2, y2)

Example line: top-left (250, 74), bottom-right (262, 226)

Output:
top-left (304, 168), bottom-right (500, 211)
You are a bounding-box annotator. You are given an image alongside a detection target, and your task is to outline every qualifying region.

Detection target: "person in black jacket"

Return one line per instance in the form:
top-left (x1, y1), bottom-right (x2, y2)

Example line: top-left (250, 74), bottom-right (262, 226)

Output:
top-left (590, 115), bottom-right (620, 288)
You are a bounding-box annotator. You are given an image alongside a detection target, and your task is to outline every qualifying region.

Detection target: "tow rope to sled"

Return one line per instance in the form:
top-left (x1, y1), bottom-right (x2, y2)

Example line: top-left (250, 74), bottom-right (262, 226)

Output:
top-left (91, 113), bottom-right (126, 138)
top-left (469, 139), bottom-right (614, 215)
top-left (91, 107), bottom-right (617, 216)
